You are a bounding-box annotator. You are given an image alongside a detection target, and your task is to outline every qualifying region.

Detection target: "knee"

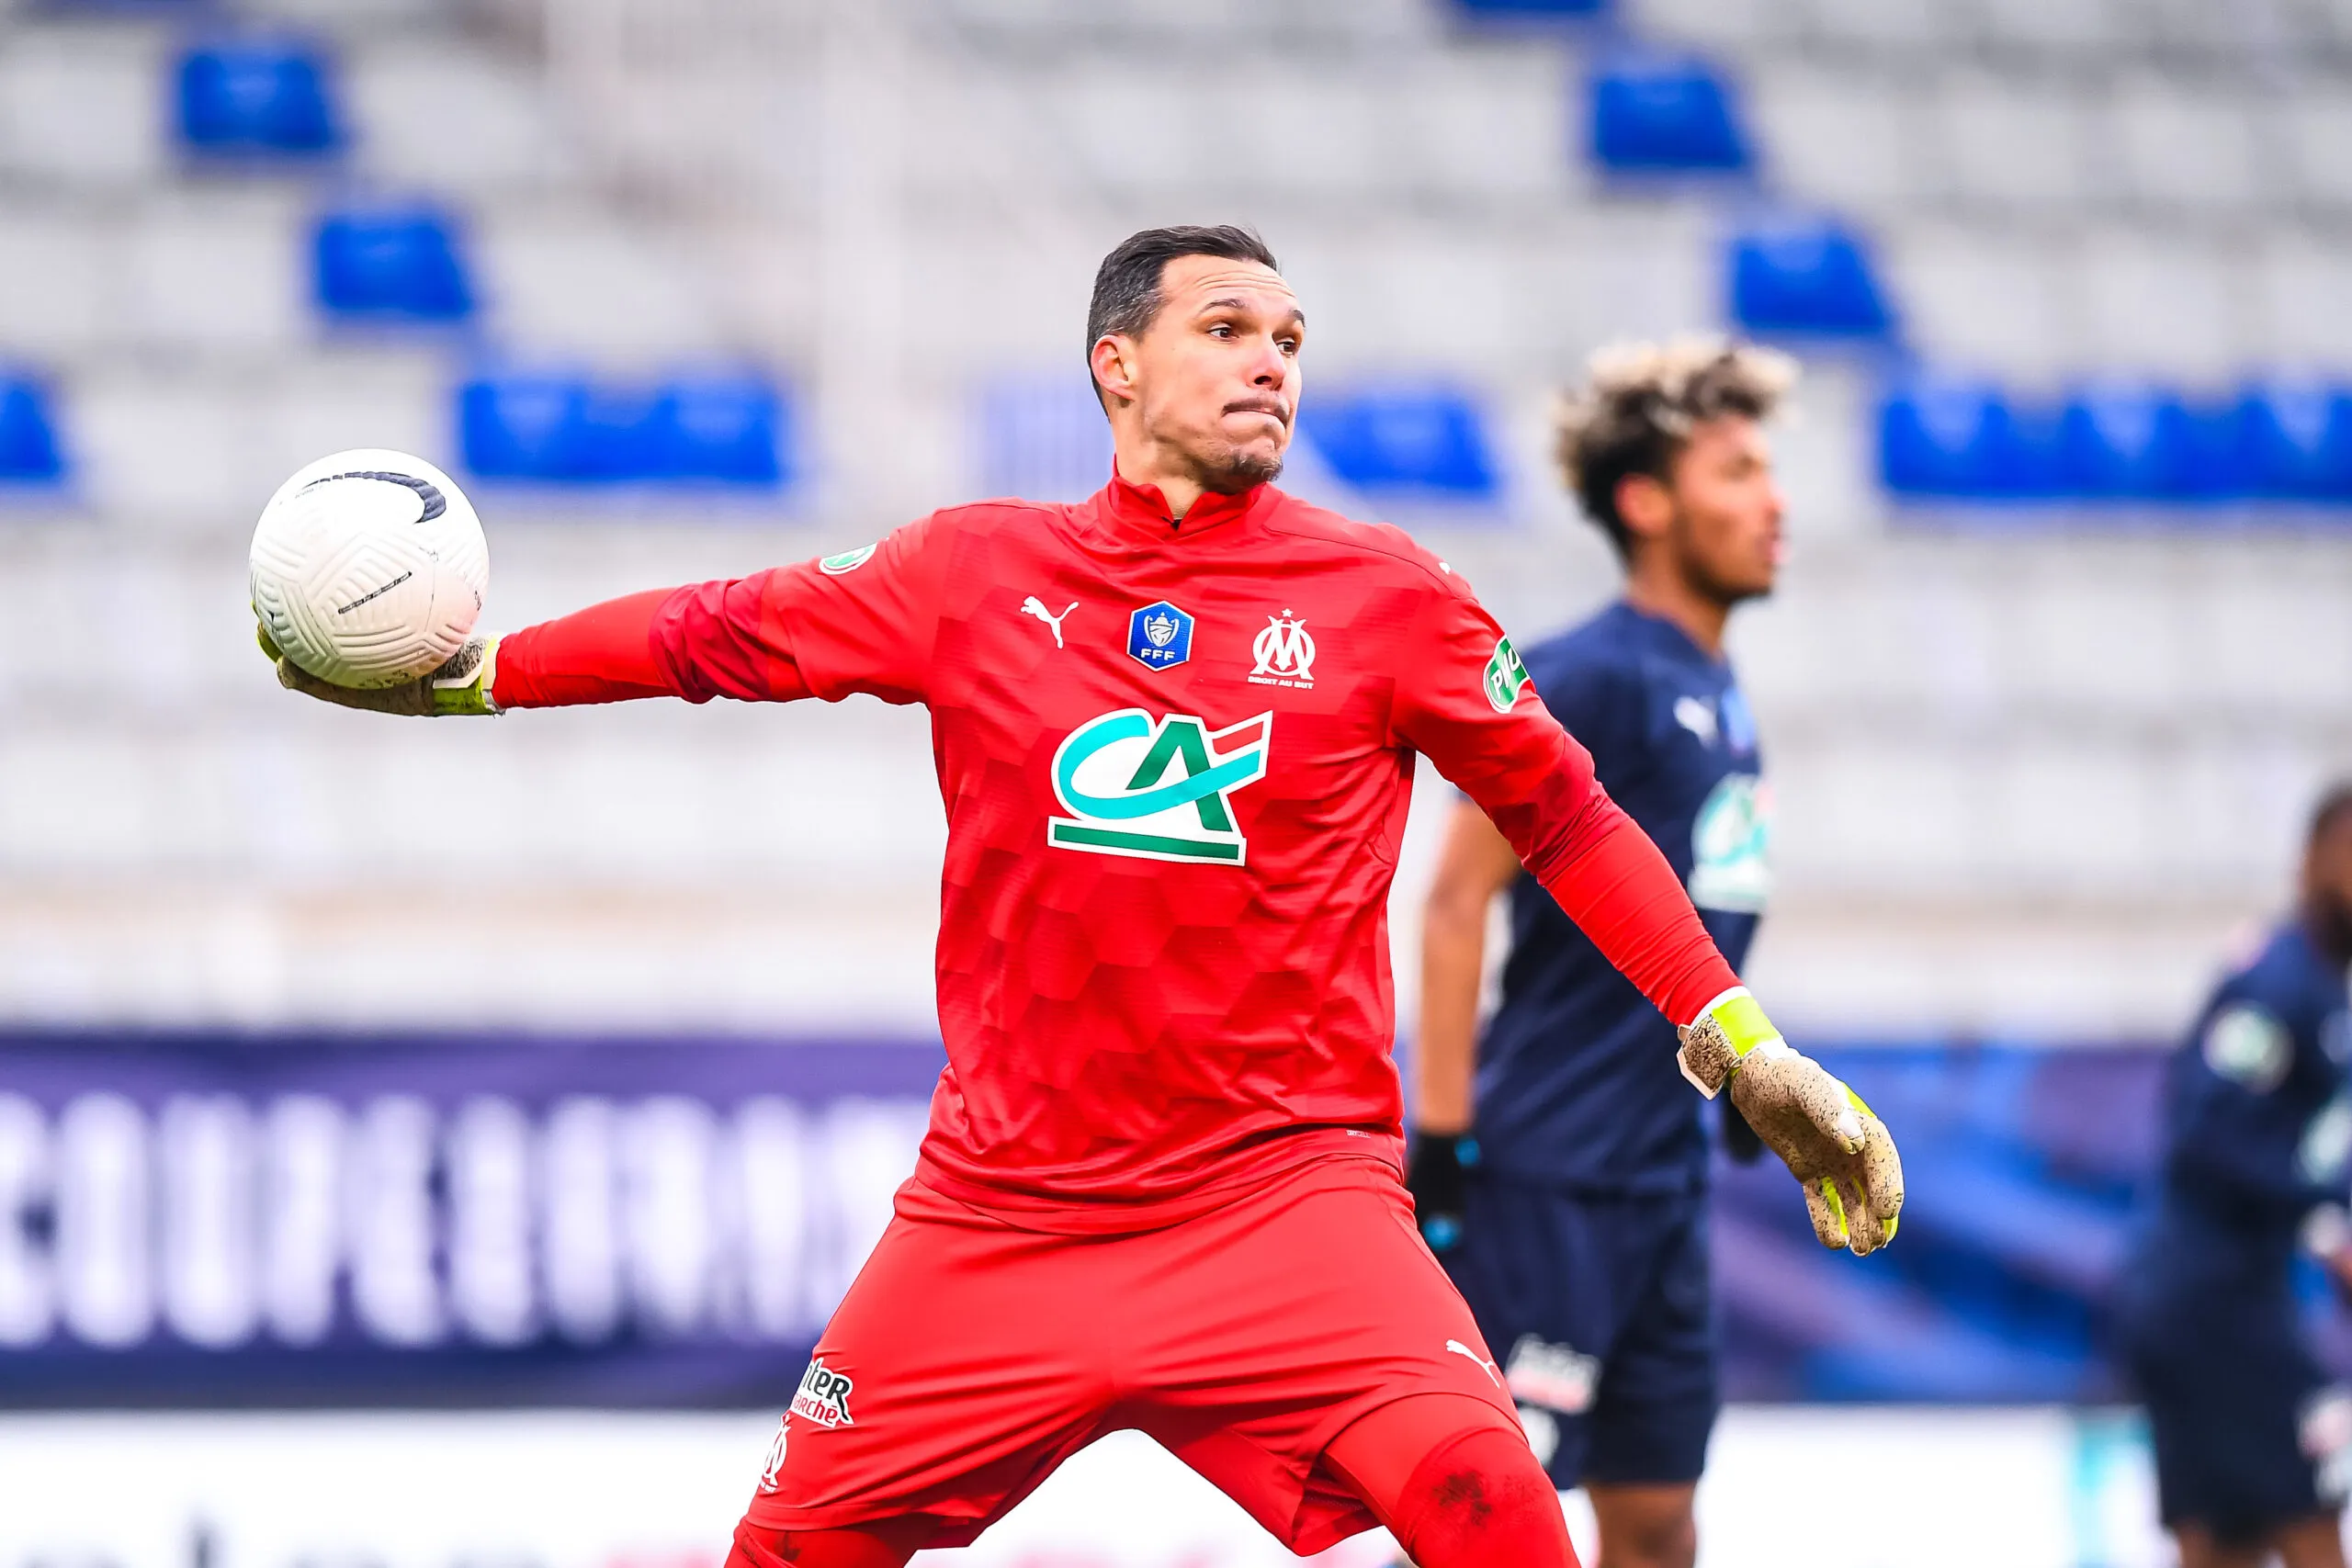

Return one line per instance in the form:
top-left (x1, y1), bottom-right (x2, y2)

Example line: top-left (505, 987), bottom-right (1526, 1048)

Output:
top-left (1391, 1424), bottom-right (1579, 1568)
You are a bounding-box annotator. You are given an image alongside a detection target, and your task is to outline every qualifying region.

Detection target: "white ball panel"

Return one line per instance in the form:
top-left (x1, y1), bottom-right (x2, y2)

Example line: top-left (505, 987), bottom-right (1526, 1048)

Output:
top-left (247, 448), bottom-right (490, 689)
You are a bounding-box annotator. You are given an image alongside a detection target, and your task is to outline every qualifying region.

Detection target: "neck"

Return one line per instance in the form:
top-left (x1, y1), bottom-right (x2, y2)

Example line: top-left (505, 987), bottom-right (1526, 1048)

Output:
top-left (1114, 448), bottom-right (1210, 522)
top-left (1622, 559), bottom-right (1732, 659)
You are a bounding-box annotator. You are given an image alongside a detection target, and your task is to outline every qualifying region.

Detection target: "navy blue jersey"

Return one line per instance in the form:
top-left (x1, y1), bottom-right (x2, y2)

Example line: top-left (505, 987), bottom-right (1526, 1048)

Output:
top-left (2146, 919), bottom-right (2352, 1299)
top-left (1472, 601), bottom-right (1768, 1192)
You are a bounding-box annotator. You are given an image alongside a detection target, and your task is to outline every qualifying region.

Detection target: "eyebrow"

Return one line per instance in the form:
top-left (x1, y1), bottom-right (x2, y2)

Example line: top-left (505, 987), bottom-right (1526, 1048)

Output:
top-left (1199, 297), bottom-right (1306, 326)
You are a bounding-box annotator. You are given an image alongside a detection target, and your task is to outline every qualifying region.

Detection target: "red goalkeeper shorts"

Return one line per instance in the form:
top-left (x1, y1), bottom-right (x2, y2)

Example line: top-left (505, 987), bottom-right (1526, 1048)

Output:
top-left (741, 1153), bottom-right (1521, 1554)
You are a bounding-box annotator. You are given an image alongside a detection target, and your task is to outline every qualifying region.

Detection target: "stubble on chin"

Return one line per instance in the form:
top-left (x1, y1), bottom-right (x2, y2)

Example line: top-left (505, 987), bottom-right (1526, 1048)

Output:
top-left (1189, 443), bottom-right (1285, 496)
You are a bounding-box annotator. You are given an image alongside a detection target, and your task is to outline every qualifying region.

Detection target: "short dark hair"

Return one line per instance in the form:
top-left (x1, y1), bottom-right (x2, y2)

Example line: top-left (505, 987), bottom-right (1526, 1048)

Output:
top-left (1086, 225), bottom-right (1279, 402)
top-left (2312, 784), bottom-right (2352, 848)
top-left (1553, 338), bottom-right (1795, 560)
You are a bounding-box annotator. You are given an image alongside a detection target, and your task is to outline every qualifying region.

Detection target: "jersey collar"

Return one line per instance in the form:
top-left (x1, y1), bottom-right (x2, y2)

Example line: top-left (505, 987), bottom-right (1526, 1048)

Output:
top-left (1090, 466), bottom-right (1278, 546)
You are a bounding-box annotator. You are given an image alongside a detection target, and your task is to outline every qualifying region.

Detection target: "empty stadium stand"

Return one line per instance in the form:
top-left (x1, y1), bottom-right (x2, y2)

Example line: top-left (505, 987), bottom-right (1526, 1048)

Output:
top-left (2, 0), bottom-right (2348, 1046)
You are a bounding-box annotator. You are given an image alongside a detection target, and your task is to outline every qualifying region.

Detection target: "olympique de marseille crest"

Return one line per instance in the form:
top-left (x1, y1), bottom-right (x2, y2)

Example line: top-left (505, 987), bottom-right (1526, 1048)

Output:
top-left (1249, 611), bottom-right (1316, 689)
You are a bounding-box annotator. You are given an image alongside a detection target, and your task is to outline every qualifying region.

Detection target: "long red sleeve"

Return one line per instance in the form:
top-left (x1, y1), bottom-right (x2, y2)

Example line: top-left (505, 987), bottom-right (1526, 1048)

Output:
top-left (1527, 782), bottom-right (1742, 1028)
top-left (492, 518), bottom-right (946, 711)
top-left (1391, 575), bottom-right (1740, 1031)
top-left (489, 588), bottom-right (680, 708)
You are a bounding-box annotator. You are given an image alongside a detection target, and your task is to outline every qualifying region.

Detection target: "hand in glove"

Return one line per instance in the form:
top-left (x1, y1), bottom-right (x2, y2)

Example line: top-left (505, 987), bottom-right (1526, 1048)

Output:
top-left (259, 623), bottom-right (502, 717)
top-left (1406, 1131), bottom-right (1479, 1254)
top-left (1679, 988), bottom-right (1904, 1257)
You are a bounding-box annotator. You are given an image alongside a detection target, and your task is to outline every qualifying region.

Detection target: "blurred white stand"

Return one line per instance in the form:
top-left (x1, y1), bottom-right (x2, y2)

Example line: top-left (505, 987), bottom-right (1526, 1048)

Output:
top-left (0, 1405), bottom-right (2182, 1568)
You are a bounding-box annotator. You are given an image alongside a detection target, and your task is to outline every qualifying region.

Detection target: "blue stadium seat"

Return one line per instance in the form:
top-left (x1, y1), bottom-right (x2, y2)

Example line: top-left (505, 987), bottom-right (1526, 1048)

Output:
top-left (2056, 380), bottom-right (2211, 501)
top-left (654, 376), bottom-right (789, 485)
top-left (1727, 215), bottom-right (1893, 340)
top-left (1877, 373), bottom-right (2056, 500)
top-left (459, 371), bottom-right (788, 487)
top-left (175, 38), bottom-right (341, 157)
top-left (1453, 0), bottom-right (1608, 15)
top-left (0, 373), bottom-right (66, 485)
top-left (459, 373), bottom-right (585, 481)
top-left (1299, 386), bottom-right (1498, 502)
top-left (312, 205), bottom-right (473, 324)
top-left (2238, 378), bottom-right (2352, 502)
top-left (975, 377), bottom-right (1114, 503)
top-left (1588, 53), bottom-right (1751, 175)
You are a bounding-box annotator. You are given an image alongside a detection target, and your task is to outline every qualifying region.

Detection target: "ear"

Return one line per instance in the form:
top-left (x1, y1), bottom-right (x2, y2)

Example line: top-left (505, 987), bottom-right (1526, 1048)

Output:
top-left (1614, 471), bottom-right (1674, 542)
top-left (1090, 335), bottom-right (1138, 408)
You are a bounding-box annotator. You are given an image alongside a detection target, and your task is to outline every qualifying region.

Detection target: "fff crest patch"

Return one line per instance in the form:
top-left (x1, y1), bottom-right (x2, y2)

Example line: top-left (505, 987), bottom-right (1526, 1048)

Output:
top-left (1126, 601), bottom-right (1195, 671)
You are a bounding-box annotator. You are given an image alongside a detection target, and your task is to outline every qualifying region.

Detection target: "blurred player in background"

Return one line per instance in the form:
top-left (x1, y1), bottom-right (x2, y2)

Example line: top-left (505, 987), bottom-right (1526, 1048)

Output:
top-left (266, 229), bottom-right (1899, 1568)
top-left (1410, 342), bottom-right (1792, 1568)
top-left (2124, 787), bottom-right (2352, 1568)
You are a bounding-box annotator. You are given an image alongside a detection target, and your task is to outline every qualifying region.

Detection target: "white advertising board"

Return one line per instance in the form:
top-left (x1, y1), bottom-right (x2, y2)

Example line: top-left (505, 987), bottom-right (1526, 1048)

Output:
top-left (0, 1407), bottom-right (2175, 1568)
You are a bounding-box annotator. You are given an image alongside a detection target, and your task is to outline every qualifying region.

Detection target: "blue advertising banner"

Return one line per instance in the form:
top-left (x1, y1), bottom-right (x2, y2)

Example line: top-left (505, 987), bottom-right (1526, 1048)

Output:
top-left (0, 1030), bottom-right (944, 1406)
top-left (6, 1031), bottom-right (2335, 1409)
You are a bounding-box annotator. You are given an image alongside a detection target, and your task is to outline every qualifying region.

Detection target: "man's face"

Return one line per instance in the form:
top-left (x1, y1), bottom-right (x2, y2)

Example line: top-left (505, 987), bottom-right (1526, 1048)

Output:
top-left (1094, 254), bottom-right (1304, 495)
top-left (1649, 415), bottom-right (1786, 604)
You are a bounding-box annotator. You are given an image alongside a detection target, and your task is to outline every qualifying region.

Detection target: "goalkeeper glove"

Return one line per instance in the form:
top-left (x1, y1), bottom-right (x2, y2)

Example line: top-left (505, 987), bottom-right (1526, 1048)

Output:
top-left (1406, 1131), bottom-right (1479, 1254)
top-left (257, 623), bottom-right (502, 716)
top-left (1678, 987), bottom-right (1904, 1257)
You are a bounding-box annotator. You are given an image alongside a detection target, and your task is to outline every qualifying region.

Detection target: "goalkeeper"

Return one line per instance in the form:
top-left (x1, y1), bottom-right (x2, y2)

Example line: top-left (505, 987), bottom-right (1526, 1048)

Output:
top-left (1412, 341), bottom-right (1891, 1568)
top-left (263, 231), bottom-right (1896, 1567)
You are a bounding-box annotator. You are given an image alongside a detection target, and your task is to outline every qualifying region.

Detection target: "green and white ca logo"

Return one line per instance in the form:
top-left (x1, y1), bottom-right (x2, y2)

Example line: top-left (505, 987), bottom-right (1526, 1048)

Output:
top-left (1048, 708), bottom-right (1273, 864)
top-left (1483, 636), bottom-right (1530, 713)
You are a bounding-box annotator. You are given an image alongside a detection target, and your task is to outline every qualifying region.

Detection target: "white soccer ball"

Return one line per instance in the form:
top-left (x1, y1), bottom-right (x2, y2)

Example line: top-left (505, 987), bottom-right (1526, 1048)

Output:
top-left (248, 449), bottom-right (490, 689)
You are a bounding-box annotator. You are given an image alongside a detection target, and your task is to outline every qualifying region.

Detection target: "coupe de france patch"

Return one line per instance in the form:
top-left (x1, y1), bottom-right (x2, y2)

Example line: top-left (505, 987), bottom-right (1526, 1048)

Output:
top-left (1048, 707), bottom-right (1272, 863)
top-left (1127, 600), bottom-right (1195, 671)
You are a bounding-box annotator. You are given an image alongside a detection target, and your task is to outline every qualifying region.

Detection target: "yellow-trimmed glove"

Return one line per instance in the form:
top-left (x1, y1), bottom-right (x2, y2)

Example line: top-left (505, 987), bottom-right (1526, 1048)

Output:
top-left (257, 623), bottom-right (503, 717)
top-left (1678, 987), bottom-right (1904, 1257)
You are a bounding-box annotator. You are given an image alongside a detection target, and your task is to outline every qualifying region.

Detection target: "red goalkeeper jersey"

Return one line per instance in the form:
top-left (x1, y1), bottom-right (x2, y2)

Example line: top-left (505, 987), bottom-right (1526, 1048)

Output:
top-left (493, 475), bottom-right (1739, 1231)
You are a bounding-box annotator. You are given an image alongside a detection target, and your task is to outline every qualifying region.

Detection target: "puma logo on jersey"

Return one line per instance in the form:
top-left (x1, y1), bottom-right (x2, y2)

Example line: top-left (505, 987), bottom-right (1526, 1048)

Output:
top-left (1048, 708), bottom-right (1272, 864)
top-left (1020, 596), bottom-right (1078, 649)
top-left (1446, 1338), bottom-right (1503, 1389)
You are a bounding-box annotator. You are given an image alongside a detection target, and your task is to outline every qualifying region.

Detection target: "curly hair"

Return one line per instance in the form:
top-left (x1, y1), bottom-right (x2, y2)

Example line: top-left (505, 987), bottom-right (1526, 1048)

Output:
top-left (1554, 338), bottom-right (1797, 559)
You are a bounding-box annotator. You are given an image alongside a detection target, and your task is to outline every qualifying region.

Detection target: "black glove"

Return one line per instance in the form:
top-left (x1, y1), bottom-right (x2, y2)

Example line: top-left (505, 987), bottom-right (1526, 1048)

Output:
top-left (1406, 1130), bottom-right (1480, 1253)
top-left (1721, 1098), bottom-right (1765, 1165)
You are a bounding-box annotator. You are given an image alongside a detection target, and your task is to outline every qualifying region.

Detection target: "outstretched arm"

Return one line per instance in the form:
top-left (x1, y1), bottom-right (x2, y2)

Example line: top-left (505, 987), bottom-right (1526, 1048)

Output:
top-left (266, 518), bottom-right (947, 716)
top-left (1390, 578), bottom-right (1902, 1256)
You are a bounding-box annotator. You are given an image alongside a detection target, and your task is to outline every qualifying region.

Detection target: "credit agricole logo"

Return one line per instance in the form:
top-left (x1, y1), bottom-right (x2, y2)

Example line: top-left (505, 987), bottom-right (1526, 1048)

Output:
top-left (1047, 708), bottom-right (1272, 864)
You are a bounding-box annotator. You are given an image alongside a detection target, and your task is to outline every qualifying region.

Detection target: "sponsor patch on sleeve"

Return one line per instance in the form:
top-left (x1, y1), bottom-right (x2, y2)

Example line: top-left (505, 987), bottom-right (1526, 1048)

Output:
top-left (1482, 635), bottom-right (1530, 713)
top-left (819, 544), bottom-right (876, 575)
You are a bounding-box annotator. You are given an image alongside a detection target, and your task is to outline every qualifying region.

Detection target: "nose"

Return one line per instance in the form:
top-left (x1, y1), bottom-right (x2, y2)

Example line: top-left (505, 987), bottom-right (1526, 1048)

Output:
top-left (1246, 336), bottom-right (1288, 389)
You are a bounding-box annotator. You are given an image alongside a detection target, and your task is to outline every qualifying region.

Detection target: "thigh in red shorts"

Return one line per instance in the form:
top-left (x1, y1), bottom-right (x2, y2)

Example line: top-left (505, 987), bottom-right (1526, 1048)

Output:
top-left (741, 1154), bottom-right (1521, 1552)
